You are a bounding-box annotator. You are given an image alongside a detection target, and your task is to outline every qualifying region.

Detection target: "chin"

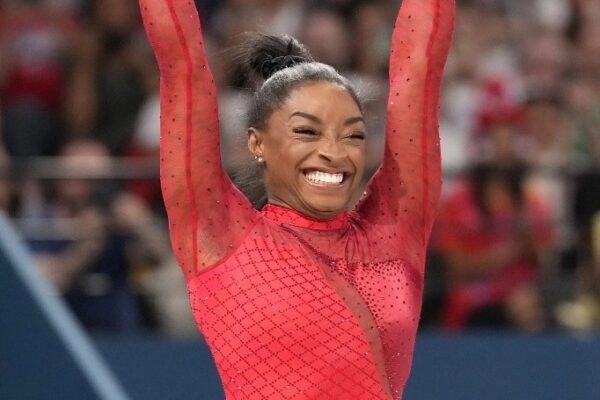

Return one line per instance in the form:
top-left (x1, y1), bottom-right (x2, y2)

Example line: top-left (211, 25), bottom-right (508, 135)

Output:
top-left (297, 175), bottom-right (357, 217)
top-left (304, 196), bottom-right (350, 217)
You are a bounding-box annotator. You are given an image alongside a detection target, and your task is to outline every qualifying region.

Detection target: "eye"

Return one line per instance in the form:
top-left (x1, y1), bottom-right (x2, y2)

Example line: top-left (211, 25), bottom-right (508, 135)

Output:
top-left (293, 127), bottom-right (318, 136)
top-left (348, 131), bottom-right (366, 140)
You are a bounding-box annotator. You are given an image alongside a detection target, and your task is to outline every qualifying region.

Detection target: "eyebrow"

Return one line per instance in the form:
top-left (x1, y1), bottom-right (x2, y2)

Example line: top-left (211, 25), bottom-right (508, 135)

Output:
top-left (289, 112), bottom-right (365, 126)
top-left (344, 116), bottom-right (366, 126)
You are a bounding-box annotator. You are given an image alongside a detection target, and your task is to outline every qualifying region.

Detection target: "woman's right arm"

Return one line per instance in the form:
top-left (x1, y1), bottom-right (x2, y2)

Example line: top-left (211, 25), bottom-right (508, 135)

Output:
top-left (139, 0), bottom-right (256, 279)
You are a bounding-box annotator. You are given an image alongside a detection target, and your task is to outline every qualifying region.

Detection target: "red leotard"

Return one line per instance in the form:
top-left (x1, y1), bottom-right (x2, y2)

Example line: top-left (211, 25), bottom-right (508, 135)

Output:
top-left (139, 0), bottom-right (454, 398)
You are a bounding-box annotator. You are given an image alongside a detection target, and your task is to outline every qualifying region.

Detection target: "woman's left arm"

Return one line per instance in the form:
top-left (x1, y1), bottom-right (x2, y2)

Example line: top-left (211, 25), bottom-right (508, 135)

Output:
top-left (357, 0), bottom-right (455, 261)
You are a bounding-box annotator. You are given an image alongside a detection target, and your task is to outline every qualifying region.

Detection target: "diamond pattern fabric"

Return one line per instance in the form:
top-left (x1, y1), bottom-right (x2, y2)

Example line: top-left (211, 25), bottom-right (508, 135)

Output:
top-left (188, 229), bottom-right (388, 399)
top-left (139, 0), bottom-right (455, 398)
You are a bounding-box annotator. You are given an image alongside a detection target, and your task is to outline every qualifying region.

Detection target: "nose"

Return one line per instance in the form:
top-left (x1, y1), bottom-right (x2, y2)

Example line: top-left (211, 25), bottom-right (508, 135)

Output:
top-left (317, 138), bottom-right (347, 163)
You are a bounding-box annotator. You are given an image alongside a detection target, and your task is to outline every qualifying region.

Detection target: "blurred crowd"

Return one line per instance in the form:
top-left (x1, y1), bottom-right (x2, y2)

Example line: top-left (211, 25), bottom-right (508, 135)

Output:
top-left (0, 0), bottom-right (598, 336)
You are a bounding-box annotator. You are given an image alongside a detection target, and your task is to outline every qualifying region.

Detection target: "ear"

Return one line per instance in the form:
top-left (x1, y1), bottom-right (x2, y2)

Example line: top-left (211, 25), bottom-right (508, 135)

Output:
top-left (247, 127), bottom-right (264, 158)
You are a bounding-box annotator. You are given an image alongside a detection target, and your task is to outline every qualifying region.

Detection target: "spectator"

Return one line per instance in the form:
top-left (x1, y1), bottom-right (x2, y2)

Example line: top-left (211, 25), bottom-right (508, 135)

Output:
top-left (522, 94), bottom-right (575, 267)
top-left (301, 8), bottom-right (351, 71)
top-left (0, 0), bottom-right (78, 156)
top-left (64, 0), bottom-right (147, 155)
top-left (556, 171), bottom-right (600, 332)
top-left (434, 164), bottom-right (553, 332)
top-left (22, 139), bottom-right (167, 333)
top-left (0, 107), bottom-right (18, 216)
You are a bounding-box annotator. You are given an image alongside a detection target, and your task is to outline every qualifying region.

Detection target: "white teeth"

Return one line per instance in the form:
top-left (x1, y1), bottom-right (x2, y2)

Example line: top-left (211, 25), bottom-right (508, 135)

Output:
top-left (305, 171), bottom-right (344, 185)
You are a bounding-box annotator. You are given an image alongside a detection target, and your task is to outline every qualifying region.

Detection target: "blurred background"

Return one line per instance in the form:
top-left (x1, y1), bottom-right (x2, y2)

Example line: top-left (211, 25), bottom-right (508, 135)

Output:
top-left (0, 0), bottom-right (599, 399)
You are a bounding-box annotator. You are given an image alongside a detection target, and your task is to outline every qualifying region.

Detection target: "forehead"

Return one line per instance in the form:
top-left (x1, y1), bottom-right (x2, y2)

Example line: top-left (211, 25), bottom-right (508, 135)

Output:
top-left (276, 81), bottom-right (362, 120)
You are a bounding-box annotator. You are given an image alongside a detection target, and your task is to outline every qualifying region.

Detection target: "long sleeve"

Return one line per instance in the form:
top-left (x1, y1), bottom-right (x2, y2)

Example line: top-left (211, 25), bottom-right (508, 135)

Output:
top-left (357, 0), bottom-right (455, 268)
top-left (139, 0), bottom-right (256, 279)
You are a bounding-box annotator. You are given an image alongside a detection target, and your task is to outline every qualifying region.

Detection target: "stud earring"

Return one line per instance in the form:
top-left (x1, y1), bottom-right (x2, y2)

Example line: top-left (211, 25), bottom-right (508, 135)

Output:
top-left (255, 155), bottom-right (264, 163)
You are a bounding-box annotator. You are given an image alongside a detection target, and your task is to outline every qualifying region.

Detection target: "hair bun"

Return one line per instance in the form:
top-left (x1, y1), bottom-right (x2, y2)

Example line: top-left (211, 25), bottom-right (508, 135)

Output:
top-left (258, 53), bottom-right (309, 79)
top-left (232, 33), bottom-right (314, 86)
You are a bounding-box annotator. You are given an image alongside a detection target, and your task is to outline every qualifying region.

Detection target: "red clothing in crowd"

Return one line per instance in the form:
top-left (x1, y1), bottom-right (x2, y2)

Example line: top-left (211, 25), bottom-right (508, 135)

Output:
top-left (435, 180), bottom-right (553, 330)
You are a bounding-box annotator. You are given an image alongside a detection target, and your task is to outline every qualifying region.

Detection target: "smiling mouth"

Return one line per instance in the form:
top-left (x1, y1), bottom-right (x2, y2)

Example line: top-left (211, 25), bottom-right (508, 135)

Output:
top-left (303, 169), bottom-right (348, 187)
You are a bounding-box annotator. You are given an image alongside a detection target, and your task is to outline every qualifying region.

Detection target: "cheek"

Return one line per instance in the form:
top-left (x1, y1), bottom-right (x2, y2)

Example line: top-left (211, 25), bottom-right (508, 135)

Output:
top-left (266, 144), bottom-right (308, 179)
top-left (349, 147), bottom-right (367, 173)
top-left (277, 143), bottom-right (315, 168)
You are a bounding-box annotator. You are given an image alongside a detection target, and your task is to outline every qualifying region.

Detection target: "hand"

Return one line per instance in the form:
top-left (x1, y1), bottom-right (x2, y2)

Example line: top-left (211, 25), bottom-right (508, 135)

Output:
top-left (77, 207), bottom-right (106, 240)
top-left (36, 207), bottom-right (107, 292)
top-left (37, 254), bottom-right (73, 292)
top-left (112, 193), bottom-right (153, 232)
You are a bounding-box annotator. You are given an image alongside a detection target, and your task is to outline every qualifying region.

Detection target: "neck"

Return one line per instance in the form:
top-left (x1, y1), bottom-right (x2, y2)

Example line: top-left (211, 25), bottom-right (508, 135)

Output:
top-left (267, 198), bottom-right (345, 221)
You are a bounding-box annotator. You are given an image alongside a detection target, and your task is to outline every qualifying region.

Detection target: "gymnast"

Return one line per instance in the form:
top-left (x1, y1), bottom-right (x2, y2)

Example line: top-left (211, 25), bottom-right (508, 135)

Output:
top-left (139, 0), bottom-right (455, 398)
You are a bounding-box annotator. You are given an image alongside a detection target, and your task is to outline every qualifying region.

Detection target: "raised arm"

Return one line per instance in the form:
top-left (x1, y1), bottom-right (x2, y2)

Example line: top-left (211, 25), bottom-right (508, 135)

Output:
top-left (139, 0), bottom-right (256, 279)
top-left (358, 0), bottom-right (455, 257)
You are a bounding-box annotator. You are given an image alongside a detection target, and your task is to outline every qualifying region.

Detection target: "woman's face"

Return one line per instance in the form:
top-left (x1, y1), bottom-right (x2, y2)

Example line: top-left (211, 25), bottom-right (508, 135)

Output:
top-left (249, 81), bottom-right (367, 219)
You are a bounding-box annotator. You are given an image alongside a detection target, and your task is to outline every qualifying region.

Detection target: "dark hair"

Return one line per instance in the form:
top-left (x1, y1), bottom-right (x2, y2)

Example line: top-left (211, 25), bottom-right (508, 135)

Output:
top-left (230, 33), bottom-right (363, 208)
top-left (470, 163), bottom-right (527, 217)
top-left (232, 33), bottom-right (363, 129)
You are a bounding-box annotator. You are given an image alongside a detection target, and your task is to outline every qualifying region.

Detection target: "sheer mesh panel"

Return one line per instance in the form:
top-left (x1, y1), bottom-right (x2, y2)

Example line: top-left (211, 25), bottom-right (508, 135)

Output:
top-left (140, 0), bottom-right (257, 279)
top-left (357, 0), bottom-right (456, 271)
